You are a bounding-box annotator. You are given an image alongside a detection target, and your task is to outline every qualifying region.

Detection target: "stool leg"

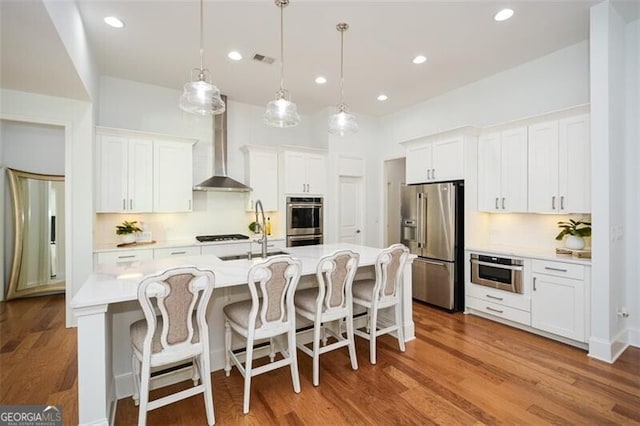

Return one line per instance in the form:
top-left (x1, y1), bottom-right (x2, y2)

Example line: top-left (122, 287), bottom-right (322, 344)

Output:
top-left (137, 358), bottom-right (151, 426)
top-left (289, 325), bottom-right (301, 393)
top-left (131, 353), bottom-right (140, 406)
top-left (312, 319), bottom-right (321, 386)
top-left (395, 303), bottom-right (405, 352)
top-left (369, 308), bottom-right (378, 365)
top-left (200, 352), bottom-right (215, 426)
top-left (346, 314), bottom-right (358, 371)
top-left (224, 320), bottom-right (232, 377)
top-left (243, 341), bottom-right (254, 414)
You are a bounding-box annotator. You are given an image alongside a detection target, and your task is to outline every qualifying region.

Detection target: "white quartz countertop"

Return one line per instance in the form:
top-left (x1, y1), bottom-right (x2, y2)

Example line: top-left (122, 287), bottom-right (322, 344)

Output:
top-left (93, 236), bottom-right (286, 253)
top-left (465, 244), bottom-right (592, 265)
top-left (73, 243), bottom-right (412, 309)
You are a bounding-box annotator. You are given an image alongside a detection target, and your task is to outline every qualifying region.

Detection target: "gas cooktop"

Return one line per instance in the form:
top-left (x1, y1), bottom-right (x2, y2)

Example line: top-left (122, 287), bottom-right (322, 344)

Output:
top-left (196, 234), bottom-right (250, 242)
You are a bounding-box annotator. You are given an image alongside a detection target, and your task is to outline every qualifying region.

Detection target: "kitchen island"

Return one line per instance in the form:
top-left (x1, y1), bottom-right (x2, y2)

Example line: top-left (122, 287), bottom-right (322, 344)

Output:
top-left (72, 243), bottom-right (416, 426)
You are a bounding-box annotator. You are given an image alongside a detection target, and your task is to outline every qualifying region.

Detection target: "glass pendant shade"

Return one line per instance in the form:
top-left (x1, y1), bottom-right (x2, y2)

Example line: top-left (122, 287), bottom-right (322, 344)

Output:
top-left (328, 103), bottom-right (358, 136)
top-left (179, 70), bottom-right (225, 115)
top-left (264, 89), bottom-right (300, 127)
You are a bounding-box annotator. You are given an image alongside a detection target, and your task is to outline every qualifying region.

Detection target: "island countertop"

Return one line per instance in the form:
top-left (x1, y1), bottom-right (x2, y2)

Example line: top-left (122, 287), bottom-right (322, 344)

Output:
top-left (72, 243), bottom-right (411, 309)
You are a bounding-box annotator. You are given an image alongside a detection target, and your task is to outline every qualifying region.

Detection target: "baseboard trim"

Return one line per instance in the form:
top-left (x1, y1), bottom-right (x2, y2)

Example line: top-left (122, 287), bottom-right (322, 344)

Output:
top-left (588, 327), bottom-right (630, 364)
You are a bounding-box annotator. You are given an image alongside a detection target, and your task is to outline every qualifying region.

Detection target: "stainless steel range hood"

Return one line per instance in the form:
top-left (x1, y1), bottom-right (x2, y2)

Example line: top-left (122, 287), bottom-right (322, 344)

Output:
top-left (194, 95), bottom-right (252, 192)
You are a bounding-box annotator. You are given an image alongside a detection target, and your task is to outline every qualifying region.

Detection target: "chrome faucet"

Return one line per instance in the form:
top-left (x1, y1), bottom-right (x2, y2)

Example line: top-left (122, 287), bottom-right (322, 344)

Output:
top-left (254, 199), bottom-right (268, 258)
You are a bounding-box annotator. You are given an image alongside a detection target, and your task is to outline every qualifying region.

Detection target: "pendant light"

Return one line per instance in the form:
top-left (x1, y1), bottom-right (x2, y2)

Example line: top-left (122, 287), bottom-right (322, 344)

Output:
top-left (264, 0), bottom-right (301, 128)
top-left (328, 23), bottom-right (358, 136)
top-left (179, 0), bottom-right (225, 115)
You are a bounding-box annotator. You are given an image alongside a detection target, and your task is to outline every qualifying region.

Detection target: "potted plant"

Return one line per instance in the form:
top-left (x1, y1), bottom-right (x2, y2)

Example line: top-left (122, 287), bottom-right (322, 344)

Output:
top-left (555, 219), bottom-right (591, 250)
top-left (116, 220), bottom-right (142, 244)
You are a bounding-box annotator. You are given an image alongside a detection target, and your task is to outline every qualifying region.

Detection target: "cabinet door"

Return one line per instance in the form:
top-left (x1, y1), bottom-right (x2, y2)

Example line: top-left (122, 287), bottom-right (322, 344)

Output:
top-left (96, 135), bottom-right (129, 212)
top-left (477, 133), bottom-right (501, 211)
top-left (305, 154), bottom-right (327, 195)
top-left (500, 127), bottom-right (528, 212)
top-left (246, 149), bottom-right (279, 211)
top-left (528, 121), bottom-right (559, 213)
top-left (432, 137), bottom-right (463, 182)
top-left (154, 140), bottom-right (193, 212)
top-left (127, 138), bottom-right (154, 212)
top-left (559, 115), bottom-right (590, 213)
top-left (531, 273), bottom-right (585, 342)
top-left (283, 151), bottom-right (308, 194)
top-left (406, 143), bottom-right (431, 184)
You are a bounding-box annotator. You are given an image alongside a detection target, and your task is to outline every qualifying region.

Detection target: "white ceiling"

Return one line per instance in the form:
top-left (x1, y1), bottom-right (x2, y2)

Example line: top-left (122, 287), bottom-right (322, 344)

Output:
top-left (3, 0), bottom-right (608, 116)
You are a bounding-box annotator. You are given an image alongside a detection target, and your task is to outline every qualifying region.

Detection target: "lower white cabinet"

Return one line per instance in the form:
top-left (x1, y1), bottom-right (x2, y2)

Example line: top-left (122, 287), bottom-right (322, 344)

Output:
top-left (95, 249), bottom-right (154, 267)
top-left (466, 283), bottom-right (531, 326)
top-left (154, 246), bottom-right (201, 259)
top-left (531, 259), bottom-right (587, 342)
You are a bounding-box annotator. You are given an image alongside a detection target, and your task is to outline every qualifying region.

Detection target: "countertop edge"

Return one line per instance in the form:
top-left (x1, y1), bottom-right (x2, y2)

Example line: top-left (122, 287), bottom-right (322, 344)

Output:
top-left (465, 245), bottom-right (592, 265)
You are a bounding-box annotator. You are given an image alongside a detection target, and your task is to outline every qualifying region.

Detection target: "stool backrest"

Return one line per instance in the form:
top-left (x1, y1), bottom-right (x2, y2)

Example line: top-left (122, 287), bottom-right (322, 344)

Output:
top-left (316, 250), bottom-right (360, 313)
top-left (374, 244), bottom-right (409, 302)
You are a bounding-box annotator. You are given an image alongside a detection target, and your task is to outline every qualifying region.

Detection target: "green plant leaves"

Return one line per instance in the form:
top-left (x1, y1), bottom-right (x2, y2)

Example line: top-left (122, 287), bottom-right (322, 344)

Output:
top-left (555, 219), bottom-right (591, 240)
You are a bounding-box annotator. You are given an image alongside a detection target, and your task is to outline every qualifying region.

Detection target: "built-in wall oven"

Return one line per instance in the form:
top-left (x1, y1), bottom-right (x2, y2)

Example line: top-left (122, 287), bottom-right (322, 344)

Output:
top-left (286, 197), bottom-right (323, 247)
top-left (470, 253), bottom-right (524, 293)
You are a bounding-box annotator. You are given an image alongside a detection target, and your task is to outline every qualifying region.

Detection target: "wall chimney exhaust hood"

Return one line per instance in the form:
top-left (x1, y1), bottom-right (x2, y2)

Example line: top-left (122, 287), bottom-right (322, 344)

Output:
top-left (194, 95), bottom-right (252, 192)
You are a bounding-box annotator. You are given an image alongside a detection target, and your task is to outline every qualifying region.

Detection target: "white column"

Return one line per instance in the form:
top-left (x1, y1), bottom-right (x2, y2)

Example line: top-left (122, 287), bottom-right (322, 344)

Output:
top-left (75, 304), bottom-right (111, 426)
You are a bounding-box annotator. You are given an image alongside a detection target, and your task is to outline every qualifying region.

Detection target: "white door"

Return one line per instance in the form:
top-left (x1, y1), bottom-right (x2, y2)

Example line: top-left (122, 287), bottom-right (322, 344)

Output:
top-left (338, 176), bottom-right (363, 244)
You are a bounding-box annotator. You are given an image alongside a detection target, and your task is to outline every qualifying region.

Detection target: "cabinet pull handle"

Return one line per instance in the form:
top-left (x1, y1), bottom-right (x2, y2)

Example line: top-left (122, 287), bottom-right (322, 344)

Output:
top-left (501, 197), bottom-right (505, 210)
top-left (188, 200), bottom-right (191, 210)
top-left (533, 277), bottom-right (537, 291)
top-left (123, 199), bottom-right (126, 210)
top-left (118, 255), bottom-right (136, 259)
top-left (171, 251), bottom-right (187, 255)
top-left (486, 306), bottom-right (504, 314)
top-left (495, 198), bottom-right (499, 210)
top-left (427, 169), bottom-right (431, 180)
top-left (130, 199), bottom-right (133, 210)
top-left (486, 294), bottom-right (503, 301)
top-left (560, 196), bottom-right (565, 210)
top-left (552, 196), bottom-right (556, 210)
top-left (544, 266), bottom-right (568, 272)
top-left (431, 168), bottom-right (436, 180)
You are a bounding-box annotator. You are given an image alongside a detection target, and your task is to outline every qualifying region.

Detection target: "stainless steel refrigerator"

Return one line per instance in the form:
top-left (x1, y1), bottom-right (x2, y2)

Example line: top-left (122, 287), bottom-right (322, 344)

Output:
top-left (401, 182), bottom-right (464, 311)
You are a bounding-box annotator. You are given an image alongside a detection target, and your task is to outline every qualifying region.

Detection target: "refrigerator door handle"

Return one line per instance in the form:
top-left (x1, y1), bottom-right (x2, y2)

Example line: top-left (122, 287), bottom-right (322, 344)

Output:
top-left (417, 192), bottom-right (427, 248)
top-left (424, 259), bottom-right (446, 267)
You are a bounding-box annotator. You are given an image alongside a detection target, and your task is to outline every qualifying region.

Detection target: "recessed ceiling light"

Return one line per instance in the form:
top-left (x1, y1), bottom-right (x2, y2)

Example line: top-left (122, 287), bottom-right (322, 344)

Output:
top-left (104, 16), bottom-right (125, 29)
top-left (315, 76), bottom-right (327, 84)
top-left (494, 8), bottom-right (514, 22)
top-left (412, 55), bottom-right (427, 65)
top-left (227, 51), bottom-right (242, 61)
top-left (377, 94), bottom-right (388, 101)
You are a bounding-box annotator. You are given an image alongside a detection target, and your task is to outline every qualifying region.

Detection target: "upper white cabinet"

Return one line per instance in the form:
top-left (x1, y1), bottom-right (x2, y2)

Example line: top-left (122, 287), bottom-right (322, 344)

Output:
top-left (528, 114), bottom-right (590, 213)
top-left (95, 127), bottom-right (195, 213)
top-left (406, 137), bottom-right (463, 184)
top-left (154, 140), bottom-right (193, 212)
top-left (281, 149), bottom-right (327, 195)
top-left (242, 146), bottom-right (279, 211)
top-left (477, 127), bottom-right (528, 212)
top-left (96, 133), bottom-right (153, 213)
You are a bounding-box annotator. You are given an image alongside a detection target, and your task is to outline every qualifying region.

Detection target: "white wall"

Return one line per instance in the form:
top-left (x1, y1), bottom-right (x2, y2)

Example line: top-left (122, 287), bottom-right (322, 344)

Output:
top-left (380, 41), bottom-right (590, 150)
top-left (1, 89), bottom-right (93, 327)
top-left (624, 17), bottom-right (639, 347)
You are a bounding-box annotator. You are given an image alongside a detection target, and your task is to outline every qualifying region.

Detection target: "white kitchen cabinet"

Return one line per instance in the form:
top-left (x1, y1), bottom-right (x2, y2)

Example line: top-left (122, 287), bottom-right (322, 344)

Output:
top-left (531, 259), bottom-right (587, 342)
top-left (282, 150), bottom-right (327, 195)
top-left (477, 127), bottom-right (528, 212)
top-left (154, 246), bottom-right (201, 259)
top-left (242, 146), bottom-right (279, 211)
top-left (95, 248), bottom-right (154, 267)
top-left (153, 140), bottom-right (193, 212)
top-left (96, 134), bottom-right (153, 213)
top-left (528, 114), bottom-right (590, 213)
top-left (405, 137), bottom-right (463, 184)
top-left (466, 281), bottom-right (531, 326)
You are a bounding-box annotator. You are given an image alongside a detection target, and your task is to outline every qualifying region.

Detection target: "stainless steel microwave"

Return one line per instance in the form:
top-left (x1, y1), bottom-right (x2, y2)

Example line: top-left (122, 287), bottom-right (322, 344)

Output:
top-left (470, 253), bottom-right (524, 293)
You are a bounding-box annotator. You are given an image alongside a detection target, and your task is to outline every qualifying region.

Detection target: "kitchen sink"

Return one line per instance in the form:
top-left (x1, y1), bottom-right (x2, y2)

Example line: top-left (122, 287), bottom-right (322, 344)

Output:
top-left (219, 251), bottom-right (288, 261)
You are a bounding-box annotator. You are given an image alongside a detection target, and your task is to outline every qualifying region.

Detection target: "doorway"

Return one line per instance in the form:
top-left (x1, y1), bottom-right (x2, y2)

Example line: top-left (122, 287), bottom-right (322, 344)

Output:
top-left (384, 158), bottom-right (406, 246)
top-left (338, 176), bottom-right (364, 244)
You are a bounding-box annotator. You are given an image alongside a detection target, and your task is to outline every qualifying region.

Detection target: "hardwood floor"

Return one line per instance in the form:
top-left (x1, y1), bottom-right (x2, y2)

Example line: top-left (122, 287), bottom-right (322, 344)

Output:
top-left (1, 294), bottom-right (638, 425)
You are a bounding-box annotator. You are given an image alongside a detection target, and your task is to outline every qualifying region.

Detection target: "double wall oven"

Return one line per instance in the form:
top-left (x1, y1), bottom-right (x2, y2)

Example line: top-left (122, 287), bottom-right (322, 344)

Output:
top-left (286, 197), bottom-right (323, 247)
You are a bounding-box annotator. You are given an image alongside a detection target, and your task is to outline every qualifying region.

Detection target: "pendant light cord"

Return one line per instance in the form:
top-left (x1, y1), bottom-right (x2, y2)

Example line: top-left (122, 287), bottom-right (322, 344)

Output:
top-left (339, 27), bottom-right (345, 104)
top-left (199, 0), bottom-right (204, 71)
top-left (279, 3), bottom-right (285, 92)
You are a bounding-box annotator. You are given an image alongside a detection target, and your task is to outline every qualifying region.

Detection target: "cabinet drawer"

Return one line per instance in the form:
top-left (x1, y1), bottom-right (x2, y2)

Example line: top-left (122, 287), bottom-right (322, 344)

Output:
top-left (96, 249), bottom-right (154, 265)
top-left (154, 246), bottom-right (201, 259)
top-left (532, 259), bottom-right (584, 280)
top-left (201, 242), bottom-right (251, 257)
top-left (467, 283), bottom-right (531, 312)
top-left (466, 296), bottom-right (531, 326)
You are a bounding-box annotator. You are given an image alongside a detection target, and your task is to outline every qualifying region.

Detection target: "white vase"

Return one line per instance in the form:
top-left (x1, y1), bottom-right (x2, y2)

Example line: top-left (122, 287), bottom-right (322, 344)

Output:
top-left (564, 235), bottom-right (585, 250)
top-left (121, 234), bottom-right (136, 244)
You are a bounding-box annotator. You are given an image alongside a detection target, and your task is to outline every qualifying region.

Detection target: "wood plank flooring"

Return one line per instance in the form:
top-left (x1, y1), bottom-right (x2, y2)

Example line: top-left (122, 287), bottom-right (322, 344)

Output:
top-left (1, 294), bottom-right (638, 425)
